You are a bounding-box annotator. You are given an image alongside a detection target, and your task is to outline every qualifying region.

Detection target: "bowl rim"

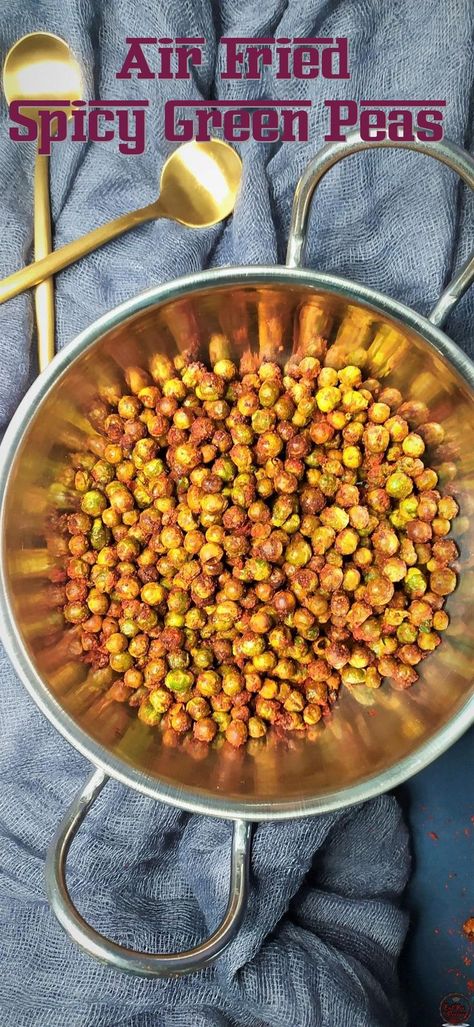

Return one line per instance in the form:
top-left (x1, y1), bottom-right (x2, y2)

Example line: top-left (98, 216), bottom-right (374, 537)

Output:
top-left (1, 264), bottom-right (473, 821)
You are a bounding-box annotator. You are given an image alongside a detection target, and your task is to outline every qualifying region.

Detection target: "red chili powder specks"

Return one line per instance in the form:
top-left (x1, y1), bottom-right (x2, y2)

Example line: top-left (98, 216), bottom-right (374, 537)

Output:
top-left (467, 980), bottom-right (474, 994)
top-left (428, 831), bottom-right (439, 841)
top-left (463, 956), bottom-right (472, 967)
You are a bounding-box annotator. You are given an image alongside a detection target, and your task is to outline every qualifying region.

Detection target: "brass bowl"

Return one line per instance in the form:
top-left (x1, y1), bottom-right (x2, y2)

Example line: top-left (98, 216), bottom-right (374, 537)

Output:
top-left (0, 133), bottom-right (473, 977)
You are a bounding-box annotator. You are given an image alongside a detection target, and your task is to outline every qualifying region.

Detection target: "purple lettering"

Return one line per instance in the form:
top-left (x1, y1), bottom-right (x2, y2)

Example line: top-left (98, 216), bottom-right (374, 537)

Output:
top-left (116, 37), bottom-right (156, 79)
top-left (195, 107), bottom-right (221, 140)
top-left (156, 42), bottom-right (173, 79)
top-left (117, 107), bottom-right (146, 154)
top-left (164, 101), bottom-right (311, 144)
top-left (417, 109), bottom-right (444, 141)
top-left (221, 39), bottom-right (245, 80)
top-left (293, 46), bottom-right (319, 79)
top-left (89, 108), bottom-right (115, 142)
top-left (70, 100), bottom-right (88, 142)
top-left (273, 41), bottom-right (291, 79)
top-left (223, 108), bottom-right (251, 141)
top-left (176, 45), bottom-right (203, 79)
top-left (387, 109), bottom-right (415, 141)
top-left (247, 44), bottom-right (273, 80)
top-left (8, 101), bottom-right (38, 142)
top-left (37, 108), bottom-right (69, 154)
top-left (164, 100), bottom-right (194, 141)
top-left (324, 100), bottom-right (358, 141)
top-left (359, 109), bottom-right (386, 141)
top-left (322, 37), bottom-right (350, 79)
top-left (281, 108), bottom-right (309, 142)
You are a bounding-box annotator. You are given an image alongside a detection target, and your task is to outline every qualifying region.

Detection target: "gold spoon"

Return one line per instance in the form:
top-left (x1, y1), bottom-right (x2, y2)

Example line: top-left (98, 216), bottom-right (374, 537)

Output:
top-left (3, 32), bottom-right (82, 369)
top-left (0, 139), bottom-right (242, 309)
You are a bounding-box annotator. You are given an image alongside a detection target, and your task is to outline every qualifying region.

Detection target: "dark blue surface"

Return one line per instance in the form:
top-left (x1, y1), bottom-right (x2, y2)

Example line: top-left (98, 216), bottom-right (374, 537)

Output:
top-left (399, 727), bottom-right (474, 1026)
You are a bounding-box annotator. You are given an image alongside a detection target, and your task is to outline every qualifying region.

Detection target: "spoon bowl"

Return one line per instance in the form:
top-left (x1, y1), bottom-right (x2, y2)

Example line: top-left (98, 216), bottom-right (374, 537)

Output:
top-left (158, 139), bottom-right (243, 227)
top-left (3, 31), bottom-right (82, 117)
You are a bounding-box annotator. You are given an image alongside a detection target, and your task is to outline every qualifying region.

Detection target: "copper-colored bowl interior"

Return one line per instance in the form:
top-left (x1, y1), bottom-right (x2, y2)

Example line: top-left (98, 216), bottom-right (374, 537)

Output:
top-left (2, 279), bottom-right (474, 812)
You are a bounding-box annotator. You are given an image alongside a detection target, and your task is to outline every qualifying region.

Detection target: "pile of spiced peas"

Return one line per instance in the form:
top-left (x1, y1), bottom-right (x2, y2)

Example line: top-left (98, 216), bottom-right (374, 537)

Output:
top-left (55, 351), bottom-right (459, 750)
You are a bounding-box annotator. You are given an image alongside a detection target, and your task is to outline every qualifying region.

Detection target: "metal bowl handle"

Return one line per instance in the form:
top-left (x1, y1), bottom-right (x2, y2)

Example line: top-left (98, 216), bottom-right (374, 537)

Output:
top-left (286, 129), bottom-right (474, 330)
top-left (46, 768), bottom-right (252, 977)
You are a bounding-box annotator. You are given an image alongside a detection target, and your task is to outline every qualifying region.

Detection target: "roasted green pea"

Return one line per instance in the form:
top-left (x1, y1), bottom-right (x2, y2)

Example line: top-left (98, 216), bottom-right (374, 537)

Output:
top-left (165, 670), bottom-right (194, 693)
top-left (81, 490), bottom-right (107, 516)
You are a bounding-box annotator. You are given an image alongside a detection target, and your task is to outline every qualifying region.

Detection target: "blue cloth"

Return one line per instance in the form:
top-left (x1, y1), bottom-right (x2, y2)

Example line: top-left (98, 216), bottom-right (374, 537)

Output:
top-left (0, 2), bottom-right (472, 1025)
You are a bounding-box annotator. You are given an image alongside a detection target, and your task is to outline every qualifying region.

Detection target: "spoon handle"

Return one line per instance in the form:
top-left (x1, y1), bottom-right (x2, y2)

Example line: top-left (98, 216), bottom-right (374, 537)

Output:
top-left (34, 151), bottom-right (55, 371)
top-left (0, 201), bottom-right (161, 307)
